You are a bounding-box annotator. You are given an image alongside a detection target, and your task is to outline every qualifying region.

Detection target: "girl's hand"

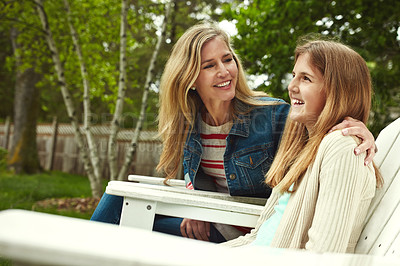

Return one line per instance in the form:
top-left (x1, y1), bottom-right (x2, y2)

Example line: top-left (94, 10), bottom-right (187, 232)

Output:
top-left (180, 218), bottom-right (211, 241)
top-left (329, 117), bottom-right (376, 166)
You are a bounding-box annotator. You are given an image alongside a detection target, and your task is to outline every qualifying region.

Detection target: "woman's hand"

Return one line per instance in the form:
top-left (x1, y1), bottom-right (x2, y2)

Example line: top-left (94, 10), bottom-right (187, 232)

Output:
top-left (180, 218), bottom-right (210, 241)
top-left (329, 117), bottom-right (376, 166)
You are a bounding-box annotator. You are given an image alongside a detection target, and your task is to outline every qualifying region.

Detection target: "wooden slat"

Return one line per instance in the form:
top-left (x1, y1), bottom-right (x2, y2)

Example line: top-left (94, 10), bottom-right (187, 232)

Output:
top-left (1, 210), bottom-right (400, 266)
top-left (128, 174), bottom-right (185, 187)
top-left (121, 179), bottom-right (267, 205)
top-left (387, 230), bottom-right (400, 257)
top-left (356, 170), bottom-right (400, 255)
top-left (374, 118), bottom-right (400, 167)
top-left (365, 118), bottom-right (400, 221)
top-left (368, 202), bottom-right (400, 256)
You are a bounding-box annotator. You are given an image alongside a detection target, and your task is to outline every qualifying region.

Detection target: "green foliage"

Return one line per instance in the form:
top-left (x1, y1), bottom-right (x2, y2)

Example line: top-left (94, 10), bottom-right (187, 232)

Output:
top-left (0, 12), bottom-right (16, 121)
top-left (0, 257), bottom-right (11, 266)
top-left (222, 0), bottom-right (400, 136)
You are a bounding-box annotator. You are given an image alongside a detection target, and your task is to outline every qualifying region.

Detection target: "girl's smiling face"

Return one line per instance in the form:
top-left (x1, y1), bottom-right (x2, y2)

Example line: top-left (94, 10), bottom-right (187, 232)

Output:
top-left (193, 37), bottom-right (237, 110)
top-left (288, 52), bottom-right (326, 131)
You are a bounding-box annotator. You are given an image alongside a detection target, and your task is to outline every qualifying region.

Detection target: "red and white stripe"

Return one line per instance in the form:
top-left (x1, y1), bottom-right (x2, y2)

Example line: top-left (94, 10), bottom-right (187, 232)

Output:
top-left (199, 120), bottom-right (232, 193)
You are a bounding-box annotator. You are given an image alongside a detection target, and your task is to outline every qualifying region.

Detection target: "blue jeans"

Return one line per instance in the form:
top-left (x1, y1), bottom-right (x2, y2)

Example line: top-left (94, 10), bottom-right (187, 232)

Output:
top-left (91, 193), bottom-right (226, 243)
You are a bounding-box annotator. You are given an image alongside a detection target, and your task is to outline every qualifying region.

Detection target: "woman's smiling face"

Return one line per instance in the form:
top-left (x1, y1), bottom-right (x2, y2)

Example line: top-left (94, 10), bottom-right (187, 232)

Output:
top-left (288, 52), bottom-right (326, 130)
top-left (194, 37), bottom-right (238, 109)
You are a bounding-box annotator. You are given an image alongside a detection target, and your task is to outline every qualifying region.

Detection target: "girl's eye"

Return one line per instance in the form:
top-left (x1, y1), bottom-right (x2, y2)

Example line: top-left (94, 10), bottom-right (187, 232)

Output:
top-left (303, 76), bottom-right (311, 82)
top-left (224, 58), bottom-right (233, 63)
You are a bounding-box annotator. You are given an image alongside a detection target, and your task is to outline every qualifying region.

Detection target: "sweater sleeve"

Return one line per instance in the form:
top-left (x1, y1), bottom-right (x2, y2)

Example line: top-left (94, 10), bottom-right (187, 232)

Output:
top-left (305, 131), bottom-right (375, 252)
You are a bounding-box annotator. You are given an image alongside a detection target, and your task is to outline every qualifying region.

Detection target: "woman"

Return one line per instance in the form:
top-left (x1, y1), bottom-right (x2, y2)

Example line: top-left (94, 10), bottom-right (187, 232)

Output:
top-left (91, 22), bottom-right (376, 244)
top-left (224, 39), bottom-right (382, 253)
top-left (156, 22), bottom-right (289, 242)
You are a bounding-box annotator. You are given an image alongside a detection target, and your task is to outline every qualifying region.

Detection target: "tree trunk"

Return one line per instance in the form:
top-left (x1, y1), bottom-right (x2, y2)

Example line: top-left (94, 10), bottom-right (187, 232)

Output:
top-left (108, 0), bottom-right (128, 181)
top-left (8, 28), bottom-right (42, 174)
top-left (34, 0), bottom-right (102, 198)
top-left (64, 0), bottom-right (102, 182)
top-left (117, 1), bottom-right (172, 180)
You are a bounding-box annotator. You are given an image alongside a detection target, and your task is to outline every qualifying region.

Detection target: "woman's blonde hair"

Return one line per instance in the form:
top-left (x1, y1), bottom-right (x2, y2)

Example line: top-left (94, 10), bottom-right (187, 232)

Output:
top-left (266, 39), bottom-right (383, 193)
top-left (156, 21), bottom-right (267, 179)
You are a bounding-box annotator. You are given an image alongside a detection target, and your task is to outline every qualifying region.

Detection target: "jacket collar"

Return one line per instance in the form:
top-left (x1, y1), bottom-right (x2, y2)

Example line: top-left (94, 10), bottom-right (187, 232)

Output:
top-left (230, 112), bottom-right (251, 137)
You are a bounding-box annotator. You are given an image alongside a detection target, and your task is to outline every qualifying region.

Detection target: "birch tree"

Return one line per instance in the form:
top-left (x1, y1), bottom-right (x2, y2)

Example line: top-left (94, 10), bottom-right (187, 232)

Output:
top-left (64, 0), bottom-right (101, 181)
top-left (117, 0), bottom-right (172, 180)
top-left (108, 0), bottom-right (128, 181)
top-left (34, 0), bottom-right (103, 198)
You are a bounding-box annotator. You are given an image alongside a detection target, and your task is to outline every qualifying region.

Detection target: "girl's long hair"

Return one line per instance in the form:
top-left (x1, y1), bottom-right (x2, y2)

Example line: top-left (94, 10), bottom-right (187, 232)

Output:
top-left (157, 22), bottom-right (272, 180)
top-left (266, 39), bottom-right (383, 193)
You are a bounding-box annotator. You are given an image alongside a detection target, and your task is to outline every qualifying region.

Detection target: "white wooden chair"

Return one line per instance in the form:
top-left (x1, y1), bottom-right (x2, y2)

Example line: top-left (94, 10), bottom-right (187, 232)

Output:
top-left (106, 117), bottom-right (400, 257)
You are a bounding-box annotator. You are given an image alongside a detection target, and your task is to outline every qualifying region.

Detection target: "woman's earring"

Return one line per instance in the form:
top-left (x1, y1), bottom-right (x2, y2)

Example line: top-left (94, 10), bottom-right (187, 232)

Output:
top-left (190, 87), bottom-right (196, 91)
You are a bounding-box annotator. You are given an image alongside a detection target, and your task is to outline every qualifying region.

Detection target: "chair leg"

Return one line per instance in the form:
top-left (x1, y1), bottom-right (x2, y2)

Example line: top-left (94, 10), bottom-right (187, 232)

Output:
top-left (120, 197), bottom-right (157, 230)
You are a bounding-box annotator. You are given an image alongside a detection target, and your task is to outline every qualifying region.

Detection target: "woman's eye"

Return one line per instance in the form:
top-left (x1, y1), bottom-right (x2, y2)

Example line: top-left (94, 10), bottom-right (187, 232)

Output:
top-left (303, 76), bottom-right (311, 82)
top-left (203, 64), bottom-right (214, 69)
top-left (224, 58), bottom-right (233, 63)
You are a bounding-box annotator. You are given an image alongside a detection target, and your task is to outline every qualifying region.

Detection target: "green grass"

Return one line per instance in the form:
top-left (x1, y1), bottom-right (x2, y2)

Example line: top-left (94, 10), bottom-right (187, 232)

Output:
top-left (0, 170), bottom-right (105, 219)
top-left (0, 170), bottom-right (107, 265)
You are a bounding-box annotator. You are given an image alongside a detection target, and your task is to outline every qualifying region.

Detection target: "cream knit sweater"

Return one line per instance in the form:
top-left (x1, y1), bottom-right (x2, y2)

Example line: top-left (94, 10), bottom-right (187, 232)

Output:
top-left (224, 130), bottom-right (376, 253)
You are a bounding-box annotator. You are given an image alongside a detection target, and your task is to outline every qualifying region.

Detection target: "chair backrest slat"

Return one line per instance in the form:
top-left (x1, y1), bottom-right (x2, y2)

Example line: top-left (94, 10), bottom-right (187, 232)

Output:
top-left (355, 118), bottom-right (400, 255)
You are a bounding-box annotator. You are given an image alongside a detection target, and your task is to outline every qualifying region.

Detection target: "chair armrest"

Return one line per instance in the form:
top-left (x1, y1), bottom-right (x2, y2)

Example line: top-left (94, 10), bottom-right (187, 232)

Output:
top-left (109, 180), bottom-right (267, 206)
top-left (128, 174), bottom-right (185, 187)
top-left (106, 181), bottom-right (264, 216)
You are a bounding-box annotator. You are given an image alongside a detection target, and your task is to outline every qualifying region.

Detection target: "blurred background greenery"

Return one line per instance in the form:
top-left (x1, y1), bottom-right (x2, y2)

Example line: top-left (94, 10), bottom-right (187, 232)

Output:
top-left (1, 0), bottom-right (398, 134)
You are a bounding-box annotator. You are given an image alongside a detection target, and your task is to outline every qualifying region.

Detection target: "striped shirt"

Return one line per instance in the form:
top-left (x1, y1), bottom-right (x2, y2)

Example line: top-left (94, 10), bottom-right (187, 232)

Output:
top-left (199, 119), bottom-right (232, 193)
top-left (198, 119), bottom-right (249, 240)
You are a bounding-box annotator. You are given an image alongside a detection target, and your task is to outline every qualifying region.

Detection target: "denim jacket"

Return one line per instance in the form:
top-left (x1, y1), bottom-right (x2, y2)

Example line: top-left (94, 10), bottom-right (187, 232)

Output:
top-left (183, 97), bottom-right (290, 198)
